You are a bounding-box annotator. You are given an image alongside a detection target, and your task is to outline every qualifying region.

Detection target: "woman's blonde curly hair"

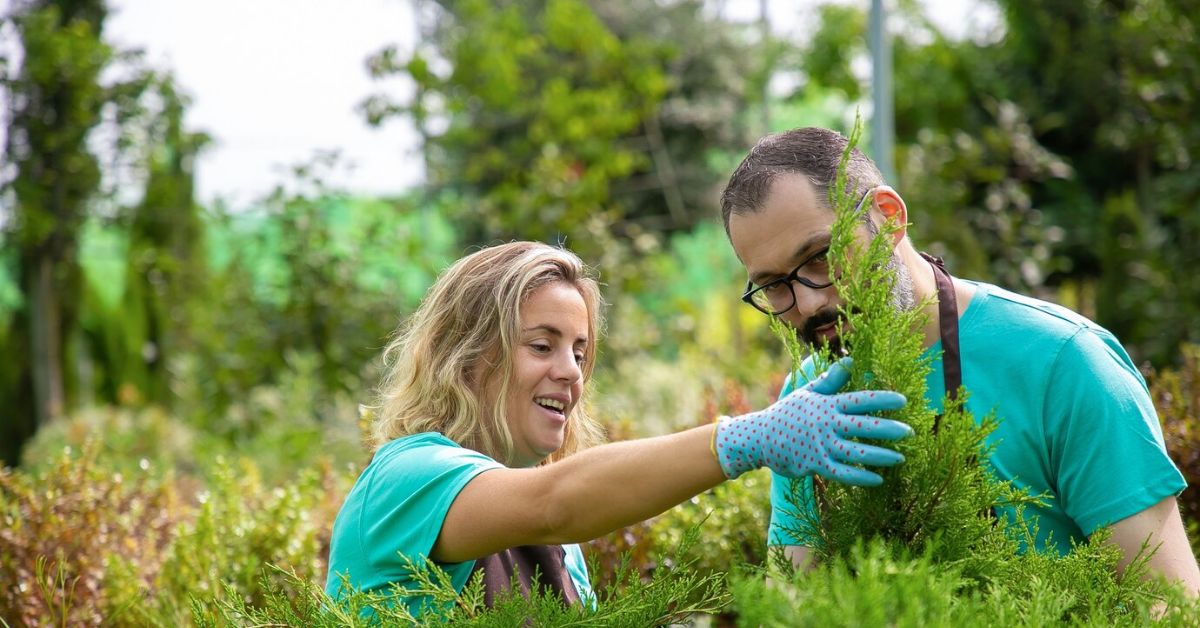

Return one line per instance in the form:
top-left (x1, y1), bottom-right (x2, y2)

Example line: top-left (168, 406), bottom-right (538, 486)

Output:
top-left (370, 241), bottom-right (606, 465)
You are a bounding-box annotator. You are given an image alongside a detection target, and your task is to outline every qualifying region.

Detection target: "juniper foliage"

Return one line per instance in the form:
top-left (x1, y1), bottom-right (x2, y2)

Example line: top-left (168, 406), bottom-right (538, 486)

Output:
top-left (194, 525), bottom-right (731, 626)
top-left (754, 115), bottom-right (1195, 624)
top-left (735, 534), bottom-right (1200, 627)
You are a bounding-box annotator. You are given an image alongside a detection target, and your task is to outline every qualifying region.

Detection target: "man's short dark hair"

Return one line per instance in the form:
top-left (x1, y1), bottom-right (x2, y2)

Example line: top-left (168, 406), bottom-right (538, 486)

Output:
top-left (720, 127), bottom-right (886, 234)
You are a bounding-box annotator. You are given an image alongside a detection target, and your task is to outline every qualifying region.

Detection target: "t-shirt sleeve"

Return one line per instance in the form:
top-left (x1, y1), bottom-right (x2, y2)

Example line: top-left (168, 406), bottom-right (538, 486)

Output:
top-left (358, 438), bottom-right (504, 589)
top-left (562, 543), bottom-right (596, 609)
top-left (1045, 329), bottom-right (1186, 535)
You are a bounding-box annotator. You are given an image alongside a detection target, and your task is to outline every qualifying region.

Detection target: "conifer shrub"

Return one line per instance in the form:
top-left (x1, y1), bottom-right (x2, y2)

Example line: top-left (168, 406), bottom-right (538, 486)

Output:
top-left (195, 526), bottom-right (730, 627)
top-left (733, 535), bottom-right (1199, 627)
top-left (744, 119), bottom-right (1198, 625)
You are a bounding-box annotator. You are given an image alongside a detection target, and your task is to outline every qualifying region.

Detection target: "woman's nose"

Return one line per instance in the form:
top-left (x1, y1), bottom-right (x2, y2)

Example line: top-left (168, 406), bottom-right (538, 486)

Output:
top-left (552, 350), bottom-right (582, 383)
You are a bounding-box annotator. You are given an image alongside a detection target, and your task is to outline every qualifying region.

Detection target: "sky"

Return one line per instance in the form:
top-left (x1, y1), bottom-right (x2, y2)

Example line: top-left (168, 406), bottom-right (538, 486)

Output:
top-left (106, 0), bottom-right (422, 207)
top-left (104, 0), bottom-right (999, 207)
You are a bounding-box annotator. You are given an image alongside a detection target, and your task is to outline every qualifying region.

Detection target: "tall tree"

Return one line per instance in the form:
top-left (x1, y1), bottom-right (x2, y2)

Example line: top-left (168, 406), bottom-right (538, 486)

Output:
top-left (109, 76), bottom-right (210, 405)
top-left (994, 0), bottom-right (1200, 363)
top-left (1, 0), bottom-right (111, 463)
top-left (363, 0), bottom-right (771, 268)
top-left (793, 0), bottom-right (1199, 364)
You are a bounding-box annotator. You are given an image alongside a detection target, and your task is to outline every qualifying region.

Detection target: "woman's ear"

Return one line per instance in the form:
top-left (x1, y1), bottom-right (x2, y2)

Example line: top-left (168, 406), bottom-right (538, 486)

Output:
top-left (872, 186), bottom-right (909, 248)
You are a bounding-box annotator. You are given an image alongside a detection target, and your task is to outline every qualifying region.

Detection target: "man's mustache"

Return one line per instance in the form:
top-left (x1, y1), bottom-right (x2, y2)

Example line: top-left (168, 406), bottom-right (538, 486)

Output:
top-left (800, 308), bottom-right (844, 347)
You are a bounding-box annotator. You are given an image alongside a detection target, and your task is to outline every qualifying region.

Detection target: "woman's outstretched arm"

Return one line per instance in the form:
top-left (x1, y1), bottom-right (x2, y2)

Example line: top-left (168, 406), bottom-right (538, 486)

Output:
top-left (433, 359), bottom-right (910, 563)
top-left (434, 424), bottom-right (725, 563)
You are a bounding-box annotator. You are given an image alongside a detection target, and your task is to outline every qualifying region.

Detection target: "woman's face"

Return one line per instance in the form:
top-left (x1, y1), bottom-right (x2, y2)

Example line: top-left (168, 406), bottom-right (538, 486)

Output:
top-left (504, 281), bottom-right (590, 467)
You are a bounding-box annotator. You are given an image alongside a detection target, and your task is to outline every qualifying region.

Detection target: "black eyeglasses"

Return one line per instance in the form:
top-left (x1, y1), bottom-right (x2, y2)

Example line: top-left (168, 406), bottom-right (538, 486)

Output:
top-left (740, 190), bottom-right (872, 316)
top-left (741, 246), bottom-right (834, 316)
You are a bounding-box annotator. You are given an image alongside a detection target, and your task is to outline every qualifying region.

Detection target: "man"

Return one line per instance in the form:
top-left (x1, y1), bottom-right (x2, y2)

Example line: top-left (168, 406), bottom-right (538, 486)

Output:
top-left (720, 127), bottom-right (1200, 592)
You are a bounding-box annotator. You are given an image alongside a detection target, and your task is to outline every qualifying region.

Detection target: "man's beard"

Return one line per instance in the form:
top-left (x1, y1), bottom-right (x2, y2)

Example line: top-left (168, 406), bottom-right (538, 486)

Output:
top-left (800, 253), bottom-right (916, 355)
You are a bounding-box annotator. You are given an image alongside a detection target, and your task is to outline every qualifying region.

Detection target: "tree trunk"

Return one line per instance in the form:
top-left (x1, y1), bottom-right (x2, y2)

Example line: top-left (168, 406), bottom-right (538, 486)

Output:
top-left (29, 254), bottom-right (65, 428)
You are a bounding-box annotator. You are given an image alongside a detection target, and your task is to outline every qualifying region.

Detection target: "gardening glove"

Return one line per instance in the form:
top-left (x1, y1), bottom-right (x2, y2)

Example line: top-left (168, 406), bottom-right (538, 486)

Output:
top-left (712, 357), bottom-right (911, 487)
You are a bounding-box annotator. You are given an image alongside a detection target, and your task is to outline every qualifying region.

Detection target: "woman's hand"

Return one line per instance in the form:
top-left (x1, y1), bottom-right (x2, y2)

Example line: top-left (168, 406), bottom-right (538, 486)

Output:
top-left (713, 358), bottom-right (911, 486)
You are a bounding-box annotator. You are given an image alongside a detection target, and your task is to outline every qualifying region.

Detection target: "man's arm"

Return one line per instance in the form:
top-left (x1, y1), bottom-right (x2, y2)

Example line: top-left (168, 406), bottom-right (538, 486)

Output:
top-left (782, 544), bottom-right (817, 572)
top-left (1107, 496), bottom-right (1200, 596)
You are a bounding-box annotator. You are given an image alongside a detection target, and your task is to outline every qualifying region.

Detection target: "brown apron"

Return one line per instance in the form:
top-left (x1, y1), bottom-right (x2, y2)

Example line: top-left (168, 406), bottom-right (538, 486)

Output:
top-left (467, 544), bottom-right (581, 607)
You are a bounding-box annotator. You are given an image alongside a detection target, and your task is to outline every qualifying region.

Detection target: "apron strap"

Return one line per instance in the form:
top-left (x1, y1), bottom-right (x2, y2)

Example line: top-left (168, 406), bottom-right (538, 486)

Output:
top-left (919, 252), bottom-right (962, 432)
top-left (916, 253), bottom-right (999, 525)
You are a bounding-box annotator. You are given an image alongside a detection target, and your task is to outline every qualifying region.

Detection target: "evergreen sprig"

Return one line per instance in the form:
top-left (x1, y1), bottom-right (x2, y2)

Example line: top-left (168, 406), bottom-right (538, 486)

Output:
top-left (193, 524), bottom-right (730, 626)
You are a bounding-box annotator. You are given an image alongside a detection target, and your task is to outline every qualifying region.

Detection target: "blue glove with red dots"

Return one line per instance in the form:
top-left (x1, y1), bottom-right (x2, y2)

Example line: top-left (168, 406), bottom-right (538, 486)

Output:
top-left (712, 357), bottom-right (911, 487)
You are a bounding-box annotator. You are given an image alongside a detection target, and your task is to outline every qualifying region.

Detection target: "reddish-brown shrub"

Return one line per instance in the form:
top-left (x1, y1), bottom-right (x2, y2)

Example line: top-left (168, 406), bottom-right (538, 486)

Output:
top-left (1150, 345), bottom-right (1200, 528)
top-left (0, 443), bottom-right (179, 626)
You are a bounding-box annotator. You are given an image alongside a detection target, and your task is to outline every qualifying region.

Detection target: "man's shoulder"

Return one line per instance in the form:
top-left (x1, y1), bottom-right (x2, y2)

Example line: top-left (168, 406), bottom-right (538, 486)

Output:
top-left (966, 282), bottom-right (1137, 378)
top-left (968, 281), bottom-right (1110, 343)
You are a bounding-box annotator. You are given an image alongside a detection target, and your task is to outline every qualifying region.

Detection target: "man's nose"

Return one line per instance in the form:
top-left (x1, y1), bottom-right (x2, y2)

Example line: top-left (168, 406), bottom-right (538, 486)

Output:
top-left (785, 281), bottom-right (827, 325)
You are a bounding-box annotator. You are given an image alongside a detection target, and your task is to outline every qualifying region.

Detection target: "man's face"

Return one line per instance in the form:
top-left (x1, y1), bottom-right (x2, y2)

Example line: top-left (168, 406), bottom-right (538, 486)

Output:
top-left (730, 174), bottom-right (918, 353)
top-left (729, 174), bottom-right (850, 349)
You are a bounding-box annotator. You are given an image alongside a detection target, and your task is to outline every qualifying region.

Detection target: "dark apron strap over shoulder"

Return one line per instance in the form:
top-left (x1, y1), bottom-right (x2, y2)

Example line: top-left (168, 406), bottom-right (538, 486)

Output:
top-left (919, 252), bottom-right (962, 432)
top-left (917, 252), bottom-right (1001, 523)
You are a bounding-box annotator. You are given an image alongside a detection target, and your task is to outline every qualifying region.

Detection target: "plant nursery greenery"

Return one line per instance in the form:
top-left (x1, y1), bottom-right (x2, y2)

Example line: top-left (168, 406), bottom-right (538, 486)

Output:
top-left (194, 526), bottom-right (730, 627)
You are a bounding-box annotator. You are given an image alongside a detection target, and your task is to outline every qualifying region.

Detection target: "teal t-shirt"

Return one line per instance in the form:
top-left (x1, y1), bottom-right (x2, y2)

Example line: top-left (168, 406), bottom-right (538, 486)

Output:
top-left (768, 281), bottom-right (1186, 555)
top-left (325, 432), bottom-right (594, 613)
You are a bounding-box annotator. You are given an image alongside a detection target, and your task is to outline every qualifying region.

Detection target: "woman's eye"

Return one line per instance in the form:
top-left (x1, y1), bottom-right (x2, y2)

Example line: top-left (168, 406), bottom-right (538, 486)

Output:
top-left (574, 353), bottom-right (587, 365)
top-left (530, 343), bottom-right (551, 353)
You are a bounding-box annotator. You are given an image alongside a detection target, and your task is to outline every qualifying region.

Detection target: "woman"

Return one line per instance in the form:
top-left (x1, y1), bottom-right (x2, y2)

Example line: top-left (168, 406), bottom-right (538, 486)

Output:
top-left (325, 241), bottom-right (911, 615)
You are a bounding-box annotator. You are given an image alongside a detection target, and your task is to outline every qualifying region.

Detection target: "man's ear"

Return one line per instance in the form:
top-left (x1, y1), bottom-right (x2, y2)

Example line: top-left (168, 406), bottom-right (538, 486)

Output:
top-left (871, 186), bottom-right (908, 248)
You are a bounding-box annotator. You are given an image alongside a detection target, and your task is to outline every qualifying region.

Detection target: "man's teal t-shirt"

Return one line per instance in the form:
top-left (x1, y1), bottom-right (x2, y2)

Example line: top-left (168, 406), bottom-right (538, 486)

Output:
top-left (325, 432), bottom-right (594, 613)
top-left (768, 281), bottom-right (1186, 555)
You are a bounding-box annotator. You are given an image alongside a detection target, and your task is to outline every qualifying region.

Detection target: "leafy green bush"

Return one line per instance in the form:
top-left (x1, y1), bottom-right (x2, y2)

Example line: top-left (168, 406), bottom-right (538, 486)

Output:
top-left (587, 373), bottom-right (777, 592)
top-left (21, 380), bottom-right (364, 488)
top-left (650, 470), bottom-right (771, 580)
top-left (19, 406), bottom-right (204, 479)
top-left (1, 418), bottom-right (356, 627)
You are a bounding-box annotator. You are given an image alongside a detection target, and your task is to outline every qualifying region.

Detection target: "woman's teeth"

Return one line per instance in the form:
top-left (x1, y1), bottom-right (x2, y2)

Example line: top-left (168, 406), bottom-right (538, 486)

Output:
top-left (535, 397), bottom-right (565, 411)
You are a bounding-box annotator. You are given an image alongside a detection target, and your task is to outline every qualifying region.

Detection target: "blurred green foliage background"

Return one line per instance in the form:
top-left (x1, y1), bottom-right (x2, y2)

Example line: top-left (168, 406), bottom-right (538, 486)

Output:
top-left (2, 0), bottom-right (1200, 624)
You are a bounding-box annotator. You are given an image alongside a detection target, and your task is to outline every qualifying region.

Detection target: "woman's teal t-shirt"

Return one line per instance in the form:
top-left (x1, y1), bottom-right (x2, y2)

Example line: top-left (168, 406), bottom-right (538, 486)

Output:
top-left (325, 432), bottom-right (594, 613)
